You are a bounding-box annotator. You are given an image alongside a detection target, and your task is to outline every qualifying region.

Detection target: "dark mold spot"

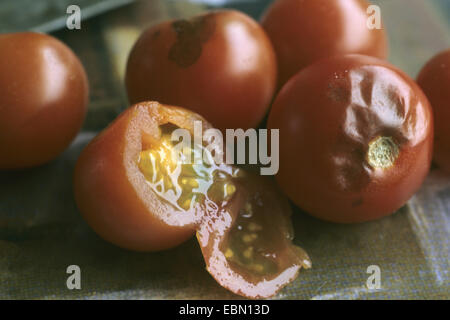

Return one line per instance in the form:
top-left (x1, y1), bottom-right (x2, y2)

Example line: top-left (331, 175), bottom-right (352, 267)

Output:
top-left (168, 15), bottom-right (216, 68)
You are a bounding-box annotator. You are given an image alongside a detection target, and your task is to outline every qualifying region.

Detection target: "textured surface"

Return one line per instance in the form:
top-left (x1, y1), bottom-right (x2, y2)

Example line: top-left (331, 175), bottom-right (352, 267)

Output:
top-left (0, 0), bottom-right (449, 299)
top-left (0, 0), bottom-right (135, 33)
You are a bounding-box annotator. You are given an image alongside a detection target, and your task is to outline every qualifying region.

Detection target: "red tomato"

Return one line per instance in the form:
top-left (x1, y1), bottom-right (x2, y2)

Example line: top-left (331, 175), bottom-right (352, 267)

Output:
top-left (74, 101), bottom-right (310, 297)
top-left (261, 0), bottom-right (388, 87)
top-left (268, 55), bottom-right (433, 223)
top-left (417, 49), bottom-right (450, 173)
top-left (125, 10), bottom-right (277, 130)
top-left (0, 32), bottom-right (89, 169)
top-left (74, 102), bottom-right (206, 251)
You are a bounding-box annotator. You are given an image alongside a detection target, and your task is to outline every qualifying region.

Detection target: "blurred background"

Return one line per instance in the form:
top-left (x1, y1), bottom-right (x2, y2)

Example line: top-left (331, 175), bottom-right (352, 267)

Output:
top-left (0, 0), bottom-right (449, 299)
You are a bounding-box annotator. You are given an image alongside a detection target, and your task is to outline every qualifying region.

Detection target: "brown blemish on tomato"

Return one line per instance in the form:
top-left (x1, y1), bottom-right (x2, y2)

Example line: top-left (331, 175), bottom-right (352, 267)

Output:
top-left (327, 79), bottom-right (350, 103)
top-left (168, 15), bottom-right (216, 68)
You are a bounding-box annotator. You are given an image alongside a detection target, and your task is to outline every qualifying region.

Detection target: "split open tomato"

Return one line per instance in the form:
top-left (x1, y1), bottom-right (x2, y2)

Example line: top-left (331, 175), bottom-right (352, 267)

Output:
top-left (74, 102), bottom-right (207, 251)
top-left (417, 49), bottom-right (450, 173)
top-left (125, 10), bottom-right (277, 130)
top-left (261, 0), bottom-right (388, 88)
top-left (268, 55), bottom-right (433, 223)
top-left (74, 102), bottom-right (310, 298)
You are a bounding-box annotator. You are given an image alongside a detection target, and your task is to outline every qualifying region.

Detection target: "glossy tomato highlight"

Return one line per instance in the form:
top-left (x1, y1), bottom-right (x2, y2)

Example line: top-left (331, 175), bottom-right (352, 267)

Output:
top-left (0, 32), bottom-right (89, 169)
top-left (125, 10), bottom-right (277, 130)
top-left (268, 55), bottom-right (433, 223)
top-left (74, 102), bottom-right (310, 298)
top-left (417, 49), bottom-right (450, 173)
top-left (261, 0), bottom-right (388, 87)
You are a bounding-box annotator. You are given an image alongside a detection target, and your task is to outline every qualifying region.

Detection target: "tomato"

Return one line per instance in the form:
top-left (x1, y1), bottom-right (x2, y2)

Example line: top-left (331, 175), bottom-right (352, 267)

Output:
top-left (261, 0), bottom-right (388, 88)
top-left (0, 32), bottom-right (89, 169)
top-left (74, 101), bottom-right (310, 297)
top-left (74, 102), bottom-right (208, 251)
top-left (268, 55), bottom-right (433, 223)
top-left (125, 10), bottom-right (277, 131)
top-left (417, 49), bottom-right (450, 173)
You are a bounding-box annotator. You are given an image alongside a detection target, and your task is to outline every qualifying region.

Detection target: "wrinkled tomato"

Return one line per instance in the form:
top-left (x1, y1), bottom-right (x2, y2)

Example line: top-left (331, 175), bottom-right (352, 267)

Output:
top-left (417, 49), bottom-right (450, 173)
top-left (74, 102), bottom-right (310, 298)
top-left (268, 55), bottom-right (433, 223)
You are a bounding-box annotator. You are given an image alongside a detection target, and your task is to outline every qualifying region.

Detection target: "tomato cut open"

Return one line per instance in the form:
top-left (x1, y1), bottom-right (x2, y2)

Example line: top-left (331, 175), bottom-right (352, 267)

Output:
top-left (74, 102), bottom-right (211, 251)
top-left (74, 101), bottom-right (310, 298)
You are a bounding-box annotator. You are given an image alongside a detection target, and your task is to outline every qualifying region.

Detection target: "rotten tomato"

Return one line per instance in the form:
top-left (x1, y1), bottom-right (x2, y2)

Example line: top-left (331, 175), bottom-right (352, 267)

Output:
top-left (268, 54), bottom-right (433, 223)
top-left (74, 102), bottom-right (310, 298)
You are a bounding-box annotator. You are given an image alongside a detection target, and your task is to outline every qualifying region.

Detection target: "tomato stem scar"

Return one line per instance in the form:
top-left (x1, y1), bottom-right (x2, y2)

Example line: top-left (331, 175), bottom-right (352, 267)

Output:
top-left (367, 136), bottom-right (399, 169)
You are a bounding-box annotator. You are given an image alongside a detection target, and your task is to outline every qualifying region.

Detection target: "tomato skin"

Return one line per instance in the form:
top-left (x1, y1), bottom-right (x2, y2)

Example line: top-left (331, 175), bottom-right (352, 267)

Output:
top-left (261, 0), bottom-right (388, 88)
top-left (0, 32), bottom-right (89, 169)
top-left (268, 55), bottom-right (433, 223)
top-left (417, 49), bottom-right (450, 173)
top-left (73, 102), bottom-right (210, 251)
top-left (125, 10), bottom-right (277, 131)
top-left (197, 174), bottom-right (311, 299)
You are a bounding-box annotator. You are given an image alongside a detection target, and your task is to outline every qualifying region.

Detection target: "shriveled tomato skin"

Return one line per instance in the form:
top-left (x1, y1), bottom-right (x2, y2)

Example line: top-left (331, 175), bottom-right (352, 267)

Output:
top-left (73, 102), bottom-right (209, 251)
top-left (261, 0), bottom-right (388, 87)
top-left (268, 55), bottom-right (433, 223)
top-left (0, 32), bottom-right (89, 169)
top-left (125, 10), bottom-right (277, 130)
top-left (417, 49), bottom-right (450, 173)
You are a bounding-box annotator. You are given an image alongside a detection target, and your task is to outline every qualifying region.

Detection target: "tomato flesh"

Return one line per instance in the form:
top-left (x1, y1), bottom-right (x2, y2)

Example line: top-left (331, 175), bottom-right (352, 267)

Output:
top-left (138, 124), bottom-right (238, 211)
top-left (197, 174), bottom-right (311, 298)
top-left (224, 207), bottom-right (280, 277)
top-left (74, 103), bottom-right (211, 251)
